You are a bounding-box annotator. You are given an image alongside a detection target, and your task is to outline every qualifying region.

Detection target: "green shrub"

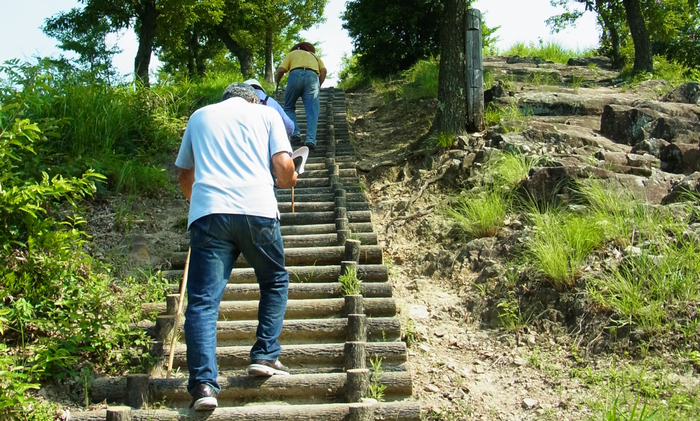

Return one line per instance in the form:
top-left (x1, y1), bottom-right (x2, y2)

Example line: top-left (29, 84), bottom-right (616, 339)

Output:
top-left (488, 153), bottom-right (536, 187)
top-left (339, 268), bottom-right (362, 296)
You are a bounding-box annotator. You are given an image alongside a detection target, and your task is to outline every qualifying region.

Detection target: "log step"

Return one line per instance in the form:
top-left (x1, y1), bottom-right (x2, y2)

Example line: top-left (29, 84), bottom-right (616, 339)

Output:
top-left (70, 401), bottom-right (420, 421)
top-left (277, 202), bottom-right (370, 213)
top-left (147, 297), bottom-right (396, 320)
top-left (178, 317), bottom-right (401, 345)
top-left (280, 210), bottom-right (372, 225)
top-left (280, 223), bottom-right (374, 235)
top-left (276, 192), bottom-right (367, 202)
top-left (163, 342), bottom-right (407, 370)
top-left (90, 372), bottom-right (413, 407)
top-left (177, 231), bottom-right (377, 249)
top-left (164, 282), bottom-right (393, 300)
top-left (161, 264), bottom-right (388, 284)
top-left (168, 245), bottom-right (383, 269)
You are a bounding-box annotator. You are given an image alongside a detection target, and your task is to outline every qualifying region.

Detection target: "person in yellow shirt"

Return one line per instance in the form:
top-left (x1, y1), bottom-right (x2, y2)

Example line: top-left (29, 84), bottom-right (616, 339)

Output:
top-left (275, 42), bottom-right (327, 149)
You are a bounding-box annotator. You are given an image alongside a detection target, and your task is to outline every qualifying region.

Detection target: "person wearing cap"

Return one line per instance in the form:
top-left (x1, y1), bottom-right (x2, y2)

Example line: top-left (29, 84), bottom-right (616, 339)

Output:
top-left (275, 42), bottom-right (326, 149)
top-left (175, 82), bottom-right (297, 411)
top-left (243, 78), bottom-right (295, 138)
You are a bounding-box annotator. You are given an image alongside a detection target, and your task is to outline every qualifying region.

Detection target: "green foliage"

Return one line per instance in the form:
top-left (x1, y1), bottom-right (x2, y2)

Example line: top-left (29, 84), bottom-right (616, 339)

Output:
top-left (0, 92), bottom-right (172, 414)
top-left (501, 41), bottom-right (594, 64)
top-left (588, 243), bottom-right (700, 333)
top-left (340, 1), bottom-right (498, 82)
top-left (342, 0), bottom-right (444, 79)
top-left (338, 268), bottom-right (362, 296)
top-left (368, 357), bottom-right (386, 401)
top-left (489, 153), bottom-right (536, 187)
top-left (447, 190), bottom-right (508, 239)
top-left (525, 211), bottom-right (605, 288)
top-left (484, 103), bottom-right (526, 128)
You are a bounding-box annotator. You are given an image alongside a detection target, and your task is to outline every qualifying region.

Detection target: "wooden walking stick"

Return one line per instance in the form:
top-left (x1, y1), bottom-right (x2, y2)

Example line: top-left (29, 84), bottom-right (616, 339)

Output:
top-left (167, 247), bottom-right (191, 378)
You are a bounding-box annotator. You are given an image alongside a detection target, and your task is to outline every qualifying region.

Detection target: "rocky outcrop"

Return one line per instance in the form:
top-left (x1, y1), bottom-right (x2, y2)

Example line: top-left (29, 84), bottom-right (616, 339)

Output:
top-left (566, 56), bottom-right (614, 70)
top-left (662, 172), bottom-right (700, 204)
top-left (600, 102), bottom-right (700, 146)
top-left (662, 82), bottom-right (700, 105)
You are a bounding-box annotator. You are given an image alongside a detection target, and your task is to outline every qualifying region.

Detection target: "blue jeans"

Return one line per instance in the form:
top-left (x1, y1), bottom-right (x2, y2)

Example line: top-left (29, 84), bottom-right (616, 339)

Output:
top-left (185, 214), bottom-right (288, 394)
top-left (283, 68), bottom-right (320, 145)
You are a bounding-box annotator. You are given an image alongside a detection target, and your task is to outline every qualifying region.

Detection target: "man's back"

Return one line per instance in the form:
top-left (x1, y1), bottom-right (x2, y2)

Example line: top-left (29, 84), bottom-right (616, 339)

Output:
top-left (176, 97), bottom-right (290, 226)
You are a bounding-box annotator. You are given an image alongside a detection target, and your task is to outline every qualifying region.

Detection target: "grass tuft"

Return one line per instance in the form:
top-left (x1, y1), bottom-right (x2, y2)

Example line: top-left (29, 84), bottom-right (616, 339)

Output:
top-left (446, 190), bottom-right (508, 239)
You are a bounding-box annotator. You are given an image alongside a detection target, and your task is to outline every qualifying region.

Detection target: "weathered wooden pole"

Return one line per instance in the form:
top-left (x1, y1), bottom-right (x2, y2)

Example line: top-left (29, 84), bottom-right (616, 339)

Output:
top-left (466, 8), bottom-right (484, 132)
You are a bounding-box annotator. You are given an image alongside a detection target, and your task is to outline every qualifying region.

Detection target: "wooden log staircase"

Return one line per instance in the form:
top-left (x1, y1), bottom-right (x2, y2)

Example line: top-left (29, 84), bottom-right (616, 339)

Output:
top-left (72, 88), bottom-right (419, 420)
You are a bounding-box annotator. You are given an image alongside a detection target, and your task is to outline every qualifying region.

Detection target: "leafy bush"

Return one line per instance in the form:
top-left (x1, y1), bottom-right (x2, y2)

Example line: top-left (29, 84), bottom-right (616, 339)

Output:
top-left (0, 96), bottom-right (171, 415)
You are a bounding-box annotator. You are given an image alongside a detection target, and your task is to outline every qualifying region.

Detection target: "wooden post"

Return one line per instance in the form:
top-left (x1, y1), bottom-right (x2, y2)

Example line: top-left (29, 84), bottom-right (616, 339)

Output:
top-left (155, 315), bottom-right (175, 342)
top-left (345, 294), bottom-right (364, 315)
top-left (165, 294), bottom-right (179, 315)
top-left (337, 229), bottom-right (351, 245)
top-left (466, 8), bottom-right (484, 132)
top-left (348, 402), bottom-right (376, 421)
top-left (325, 157), bottom-right (335, 168)
top-left (345, 341), bottom-right (367, 370)
top-left (125, 374), bottom-right (149, 409)
top-left (347, 314), bottom-right (367, 342)
top-left (346, 369), bottom-right (370, 402)
top-left (340, 260), bottom-right (358, 276)
top-left (344, 239), bottom-right (361, 263)
top-left (335, 207), bottom-right (347, 220)
top-left (106, 406), bottom-right (132, 421)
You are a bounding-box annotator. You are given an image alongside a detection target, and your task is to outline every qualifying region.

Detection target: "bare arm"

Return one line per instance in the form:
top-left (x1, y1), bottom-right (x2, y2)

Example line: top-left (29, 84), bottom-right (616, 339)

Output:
top-left (178, 166), bottom-right (195, 202)
top-left (272, 151), bottom-right (297, 189)
top-left (319, 68), bottom-right (327, 86)
top-left (275, 67), bottom-right (287, 83)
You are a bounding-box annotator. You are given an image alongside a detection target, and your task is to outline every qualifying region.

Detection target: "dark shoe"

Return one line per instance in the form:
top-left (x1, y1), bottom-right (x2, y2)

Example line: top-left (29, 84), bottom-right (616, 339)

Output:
top-left (189, 383), bottom-right (217, 411)
top-left (291, 134), bottom-right (302, 145)
top-left (248, 359), bottom-right (290, 376)
top-left (304, 142), bottom-right (316, 151)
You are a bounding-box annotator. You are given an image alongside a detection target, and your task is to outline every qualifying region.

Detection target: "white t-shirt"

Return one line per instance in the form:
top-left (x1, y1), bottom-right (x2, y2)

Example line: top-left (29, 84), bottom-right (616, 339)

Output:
top-left (175, 97), bottom-right (292, 227)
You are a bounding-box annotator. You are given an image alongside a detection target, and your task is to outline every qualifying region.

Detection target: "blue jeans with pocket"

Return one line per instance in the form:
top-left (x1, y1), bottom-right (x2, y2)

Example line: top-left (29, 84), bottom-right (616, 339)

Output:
top-left (184, 213), bottom-right (288, 394)
top-left (283, 68), bottom-right (320, 146)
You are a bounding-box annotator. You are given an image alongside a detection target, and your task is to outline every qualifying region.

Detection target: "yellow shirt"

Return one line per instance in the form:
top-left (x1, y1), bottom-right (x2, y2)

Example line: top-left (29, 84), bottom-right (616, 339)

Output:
top-left (280, 50), bottom-right (326, 73)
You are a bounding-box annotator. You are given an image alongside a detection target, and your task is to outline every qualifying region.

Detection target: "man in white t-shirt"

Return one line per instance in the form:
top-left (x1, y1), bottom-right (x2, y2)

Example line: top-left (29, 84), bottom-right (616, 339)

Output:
top-left (175, 83), bottom-right (297, 411)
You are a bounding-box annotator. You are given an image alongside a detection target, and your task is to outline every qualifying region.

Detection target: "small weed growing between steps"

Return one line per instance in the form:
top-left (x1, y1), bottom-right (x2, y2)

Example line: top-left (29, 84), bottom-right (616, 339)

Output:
top-left (339, 268), bottom-right (362, 296)
top-left (368, 357), bottom-right (386, 401)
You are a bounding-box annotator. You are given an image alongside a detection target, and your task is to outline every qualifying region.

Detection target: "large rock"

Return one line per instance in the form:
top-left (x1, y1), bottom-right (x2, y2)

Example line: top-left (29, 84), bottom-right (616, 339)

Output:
top-left (506, 56), bottom-right (553, 65)
top-left (630, 137), bottom-right (670, 157)
top-left (662, 82), bottom-right (700, 105)
top-left (662, 172), bottom-right (700, 204)
top-left (600, 104), bottom-right (660, 145)
top-left (600, 102), bottom-right (700, 145)
top-left (659, 143), bottom-right (700, 174)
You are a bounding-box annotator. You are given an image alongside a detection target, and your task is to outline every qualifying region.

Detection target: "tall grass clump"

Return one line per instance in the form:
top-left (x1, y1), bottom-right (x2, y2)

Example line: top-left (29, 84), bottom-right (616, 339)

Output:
top-left (447, 190), bottom-right (509, 238)
top-left (580, 180), bottom-right (673, 247)
top-left (396, 57), bottom-right (439, 101)
top-left (588, 240), bottom-right (700, 334)
top-left (488, 153), bottom-right (537, 187)
top-left (526, 211), bottom-right (605, 288)
top-left (501, 41), bottom-right (594, 64)
top-left (484, 103), bottom-right (527, 128)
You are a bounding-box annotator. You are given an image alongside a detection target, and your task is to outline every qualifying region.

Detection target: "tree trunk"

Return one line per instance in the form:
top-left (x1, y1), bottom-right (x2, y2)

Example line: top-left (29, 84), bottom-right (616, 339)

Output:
top-left (596, 0), bottom-right (623, 68)
top-left (265, 28), bottom-right (274, 83)
top-left (134, 0), bottom-right (157, 86)
top-left (621, 0), bottom-right (653, 73)
top-left (431, 0), bottom-right (468, 136)
top-left (186, 27), bottom-right (206, 78)
top-left (215, 25), bottom-right (255, 78)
